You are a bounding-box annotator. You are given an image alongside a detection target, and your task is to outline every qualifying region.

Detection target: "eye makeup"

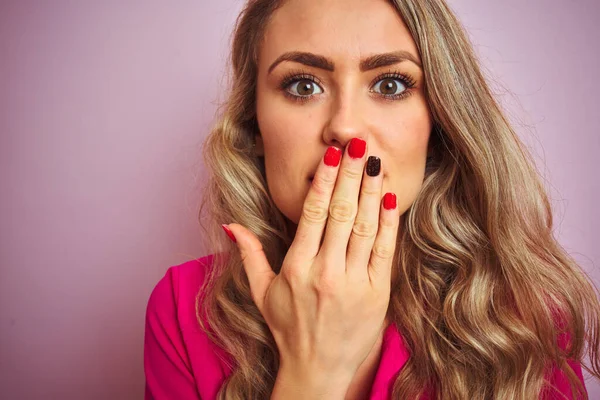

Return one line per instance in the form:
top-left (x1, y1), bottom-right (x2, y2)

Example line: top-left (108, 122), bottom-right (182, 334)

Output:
top-left (278, 67), bottom-right (418, 104)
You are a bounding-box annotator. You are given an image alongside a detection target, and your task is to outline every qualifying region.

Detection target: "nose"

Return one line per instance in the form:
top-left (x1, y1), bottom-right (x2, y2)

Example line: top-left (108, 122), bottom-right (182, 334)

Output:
top-left (321, 91), bottom-right (369, 149)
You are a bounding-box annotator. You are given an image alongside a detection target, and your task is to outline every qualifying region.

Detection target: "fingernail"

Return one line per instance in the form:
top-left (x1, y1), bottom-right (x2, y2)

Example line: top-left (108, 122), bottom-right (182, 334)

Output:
top-left (348, 138), bottom-right (366, 159)
top-left (383, 193), bottom-right (397, 210)
top-left (324, 146), bottom-right (342, 167)
top-left (221, 224), bottom-right (237, 243)
top-left (366, 156), bottom-right (380, 177)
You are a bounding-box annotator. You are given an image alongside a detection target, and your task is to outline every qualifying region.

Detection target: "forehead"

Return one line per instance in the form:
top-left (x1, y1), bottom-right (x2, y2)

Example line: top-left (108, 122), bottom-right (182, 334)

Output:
top-left (259, 0), bottom-right (420, 69)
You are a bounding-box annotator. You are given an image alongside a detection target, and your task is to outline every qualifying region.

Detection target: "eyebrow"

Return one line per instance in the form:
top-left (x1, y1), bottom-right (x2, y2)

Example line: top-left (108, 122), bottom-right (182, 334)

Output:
top-left (267, 50), bottom-right (422, 74)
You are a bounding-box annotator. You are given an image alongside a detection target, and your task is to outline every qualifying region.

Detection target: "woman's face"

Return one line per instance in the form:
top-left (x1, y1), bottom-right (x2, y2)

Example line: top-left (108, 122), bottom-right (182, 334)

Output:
top-left (255, 0), bottom-right (433, 235)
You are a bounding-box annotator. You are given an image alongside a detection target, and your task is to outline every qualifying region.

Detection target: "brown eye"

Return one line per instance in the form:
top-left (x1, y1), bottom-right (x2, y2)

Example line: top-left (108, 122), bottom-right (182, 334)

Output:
top-left (287, 79), bottom-right (323, 97)
top-left (381, 79), bottom-right (397, 95)
top-left (372, 77), bottom-right (406, 96)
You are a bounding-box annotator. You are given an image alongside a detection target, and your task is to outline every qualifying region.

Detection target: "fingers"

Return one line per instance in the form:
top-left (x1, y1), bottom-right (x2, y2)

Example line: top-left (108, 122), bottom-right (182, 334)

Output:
top-left (287, 137), bottom-right (399, 288)
top-left (345, 155), bottom-right (383, 274)
top-left (287, 145), bottom-right (342, 260)
top-left (367, 192), bottom-right (400, 288)
top-left (318, 138), bottom-right (369, 268)
top-left (224, 223), bottom-right (276, 313)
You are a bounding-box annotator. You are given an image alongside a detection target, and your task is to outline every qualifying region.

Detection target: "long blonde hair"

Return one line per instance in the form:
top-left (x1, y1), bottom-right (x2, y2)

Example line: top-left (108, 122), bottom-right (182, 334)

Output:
top-left (196, 0), bottom-right (600, 398)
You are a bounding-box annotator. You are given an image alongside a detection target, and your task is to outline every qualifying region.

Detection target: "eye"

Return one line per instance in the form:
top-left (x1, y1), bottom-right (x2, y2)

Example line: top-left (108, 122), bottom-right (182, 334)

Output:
top-left (371, 77), bottom-right (407, 96)
top-left (279, 70), bottom-right (417, 103)
top-left (286, 79), bottom-right (324, 97)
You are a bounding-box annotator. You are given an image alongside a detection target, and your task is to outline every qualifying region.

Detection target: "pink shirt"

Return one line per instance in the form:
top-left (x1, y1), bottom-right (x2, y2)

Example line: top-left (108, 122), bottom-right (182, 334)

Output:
top-left (144, 254), bottom-right (588, 399)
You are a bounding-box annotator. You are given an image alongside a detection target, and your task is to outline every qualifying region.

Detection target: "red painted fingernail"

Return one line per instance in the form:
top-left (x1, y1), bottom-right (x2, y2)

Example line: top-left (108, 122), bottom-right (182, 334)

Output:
top-left (324, 146), bottom-right (342, 167)
top-left (221, 224), bottom-right (237, 243)
top-left (348, 138), bottom-right (366, 159)
top-left (383, 193), bottom-right (397, 210)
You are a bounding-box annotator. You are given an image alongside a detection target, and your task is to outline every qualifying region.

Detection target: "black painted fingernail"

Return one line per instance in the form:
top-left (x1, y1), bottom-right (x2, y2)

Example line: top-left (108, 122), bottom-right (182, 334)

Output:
top-left (366, 156), bottom-right (381, 177)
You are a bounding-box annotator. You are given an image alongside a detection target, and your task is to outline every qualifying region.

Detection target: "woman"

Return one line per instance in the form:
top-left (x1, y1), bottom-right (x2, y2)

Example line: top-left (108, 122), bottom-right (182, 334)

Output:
top-left (144, 0), bottom-right (600, 398)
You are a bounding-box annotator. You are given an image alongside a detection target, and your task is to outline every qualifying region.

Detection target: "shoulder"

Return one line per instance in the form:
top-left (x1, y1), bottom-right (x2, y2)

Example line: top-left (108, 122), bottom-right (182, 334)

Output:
top-left (150, 254), bottom-right (214, 307)
top-left (147, 254), bottom-right (216, 317)
top-left (144, 253), bottom-right (233, 399)
top-left (146, 253), bottom-right (232, 344)
top-left (145, 253), bottom-right (221, 352)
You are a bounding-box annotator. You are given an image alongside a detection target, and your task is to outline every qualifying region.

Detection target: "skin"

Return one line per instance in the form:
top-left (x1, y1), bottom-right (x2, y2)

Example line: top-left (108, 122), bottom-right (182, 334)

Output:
top-left (254, 0), bottom-right (433, 398)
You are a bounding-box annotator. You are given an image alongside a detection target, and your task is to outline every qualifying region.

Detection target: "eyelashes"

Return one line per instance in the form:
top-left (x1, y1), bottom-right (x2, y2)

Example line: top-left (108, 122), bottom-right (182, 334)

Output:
top-left (278, 68), bottom-right (418, 104)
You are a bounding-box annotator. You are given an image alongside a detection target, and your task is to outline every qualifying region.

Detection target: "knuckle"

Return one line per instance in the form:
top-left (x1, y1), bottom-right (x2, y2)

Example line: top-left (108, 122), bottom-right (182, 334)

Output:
top-left (329, 200), bottom-right (355, 223)
top-left (283, 265), bottom-right (304, 286)
top-left (239, 243), bottom-right (264, 264)
top-left (311, 174), bottom-right (335, 196)
top-left (360, 186), bottom-right (380, 197)
top-left (372, 243), bottom-right (394, 260)
top-left (352, 219), bottom-right (377, 239)
top-left (314, 271), bottom-right (340, 295)
top-left (302, 199), bottom-right (329, 224)
top-left (341, 167), bottom-right (363, 180)
top-left (379, 214), bottom-right (396, 228)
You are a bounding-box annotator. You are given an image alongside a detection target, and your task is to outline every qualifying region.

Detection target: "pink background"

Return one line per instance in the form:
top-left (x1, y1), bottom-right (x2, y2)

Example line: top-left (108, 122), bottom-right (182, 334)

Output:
top-left (1, 1), bottom-right (598, 398)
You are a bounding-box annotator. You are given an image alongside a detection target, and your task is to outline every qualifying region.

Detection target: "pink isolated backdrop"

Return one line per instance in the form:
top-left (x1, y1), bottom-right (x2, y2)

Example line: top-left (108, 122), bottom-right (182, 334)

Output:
top-left (1, 1), bottom-right (598, 399)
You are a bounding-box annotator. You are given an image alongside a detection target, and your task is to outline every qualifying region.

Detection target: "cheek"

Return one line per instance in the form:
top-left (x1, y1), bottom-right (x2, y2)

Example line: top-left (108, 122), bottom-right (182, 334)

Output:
top-left (396, 120), bottom-right (430, 164)
top-left (256, 95), bottom-right (320, 223)
top-left (382, 109), bottom-right (432, 214)
top-left (256, 89), bottom-right (320, 155)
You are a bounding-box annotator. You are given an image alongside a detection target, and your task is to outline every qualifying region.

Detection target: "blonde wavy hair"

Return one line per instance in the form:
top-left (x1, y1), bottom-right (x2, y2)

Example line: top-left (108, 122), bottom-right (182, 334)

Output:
top-left (196, 0), bottom-right (600, 398)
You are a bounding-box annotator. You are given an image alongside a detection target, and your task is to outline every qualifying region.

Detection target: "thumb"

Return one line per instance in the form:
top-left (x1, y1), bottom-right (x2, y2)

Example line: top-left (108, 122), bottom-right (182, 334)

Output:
top-left (222, 223), bottom-right (276, 313)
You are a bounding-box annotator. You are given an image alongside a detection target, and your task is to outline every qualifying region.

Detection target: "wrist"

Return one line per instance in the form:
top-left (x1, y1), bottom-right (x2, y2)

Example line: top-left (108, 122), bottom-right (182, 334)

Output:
top-left (271, 363), bottom-right (353, 400)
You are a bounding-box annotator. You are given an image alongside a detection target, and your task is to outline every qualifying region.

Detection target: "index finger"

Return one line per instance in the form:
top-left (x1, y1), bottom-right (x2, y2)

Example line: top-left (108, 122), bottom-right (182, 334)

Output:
top-left (287, 146), bottom-right (342, 260)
